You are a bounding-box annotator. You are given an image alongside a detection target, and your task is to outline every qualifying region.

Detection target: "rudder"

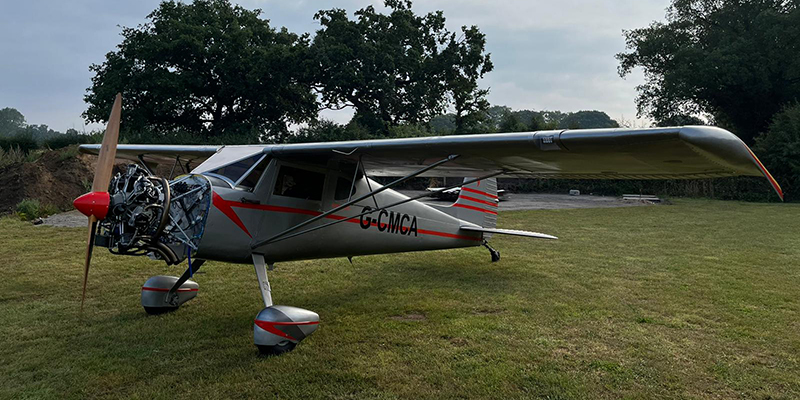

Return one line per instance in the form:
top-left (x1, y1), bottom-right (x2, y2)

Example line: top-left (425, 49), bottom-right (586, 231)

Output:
top-left (451, 178), bottom-right (498, 230)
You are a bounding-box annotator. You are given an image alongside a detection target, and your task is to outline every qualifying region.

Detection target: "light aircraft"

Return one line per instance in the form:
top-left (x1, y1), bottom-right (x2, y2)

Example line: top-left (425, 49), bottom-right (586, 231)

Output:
top-left (74, 95), bottom-right (783, 355)
top-left (426, 183), bottom-right (508, 201)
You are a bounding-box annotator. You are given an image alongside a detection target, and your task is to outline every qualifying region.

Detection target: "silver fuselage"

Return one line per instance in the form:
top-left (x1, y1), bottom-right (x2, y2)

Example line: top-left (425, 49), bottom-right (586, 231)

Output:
top-left (195, 158), bottom-right (482, 264)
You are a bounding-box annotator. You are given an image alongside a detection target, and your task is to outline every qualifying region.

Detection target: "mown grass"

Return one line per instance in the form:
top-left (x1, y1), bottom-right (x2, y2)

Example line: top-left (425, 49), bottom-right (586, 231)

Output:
top-left (0, 199), bottom-right (798, 399)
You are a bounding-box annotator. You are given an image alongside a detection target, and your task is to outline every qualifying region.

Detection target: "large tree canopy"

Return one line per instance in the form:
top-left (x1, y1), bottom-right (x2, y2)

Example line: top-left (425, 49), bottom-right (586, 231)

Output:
top-left (617, 0), bottom-right (800, 144)
top-left (84, 0), bottom-right (317, 142)
top-left (0, 108), bottom-right (25, 136)
top-left (311, 0), bottom-right (493, 134)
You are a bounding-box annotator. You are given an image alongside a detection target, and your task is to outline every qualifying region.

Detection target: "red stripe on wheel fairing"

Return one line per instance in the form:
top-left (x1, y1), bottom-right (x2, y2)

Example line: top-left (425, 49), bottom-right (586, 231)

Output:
top-left (256, 320), bottom-right (319, 326)
top-left (254, 319), bottom-right (319, 341)
top-left (141, 287), bottom-right (198, 292)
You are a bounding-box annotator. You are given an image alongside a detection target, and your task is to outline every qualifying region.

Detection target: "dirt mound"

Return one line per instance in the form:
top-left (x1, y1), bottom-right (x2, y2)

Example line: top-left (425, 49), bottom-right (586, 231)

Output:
top-left (0, 148), bottom-right (95, 213)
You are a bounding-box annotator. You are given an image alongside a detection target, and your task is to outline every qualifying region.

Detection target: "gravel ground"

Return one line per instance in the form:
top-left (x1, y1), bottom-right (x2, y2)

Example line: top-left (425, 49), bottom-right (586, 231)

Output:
top-left (40, 210), bottom-right (89, 228)
top-left (401, 190), bottom-right (660, 211)
top-left (40, 192), bottom-right (657, 228)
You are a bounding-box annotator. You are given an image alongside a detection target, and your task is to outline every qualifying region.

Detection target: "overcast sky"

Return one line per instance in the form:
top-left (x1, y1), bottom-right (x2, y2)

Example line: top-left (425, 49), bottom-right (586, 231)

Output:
top-left (0, 0), bottom-right (670, 132)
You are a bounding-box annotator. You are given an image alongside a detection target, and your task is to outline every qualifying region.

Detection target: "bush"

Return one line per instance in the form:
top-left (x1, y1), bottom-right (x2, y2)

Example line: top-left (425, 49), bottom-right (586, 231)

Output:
top-left (498, 176), bottom-right (779, 202)
top-left (754, 103), bottom-right (800, 202)
top-left (43, 133), bottom-right (93, 149)
top-left (289, 120), bottom-right (378, 143)
top-left (15, 199), bottom-right (59, 221)
top-left (0, 146), bottom-right (26, 167)
top-left (0, 132), bottom-right (37, 153)
top-left (58, 146), bottom-right (81, 161)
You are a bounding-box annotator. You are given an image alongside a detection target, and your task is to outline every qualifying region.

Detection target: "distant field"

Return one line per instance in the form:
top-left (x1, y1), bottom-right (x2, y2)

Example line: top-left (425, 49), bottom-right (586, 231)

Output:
top-left (1, 199), bottom-right (798, 399)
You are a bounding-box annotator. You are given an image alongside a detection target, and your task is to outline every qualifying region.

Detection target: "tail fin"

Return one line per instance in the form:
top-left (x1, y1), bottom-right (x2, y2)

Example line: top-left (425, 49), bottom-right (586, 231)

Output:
top-left (451, 177), bottom-right (499, 229)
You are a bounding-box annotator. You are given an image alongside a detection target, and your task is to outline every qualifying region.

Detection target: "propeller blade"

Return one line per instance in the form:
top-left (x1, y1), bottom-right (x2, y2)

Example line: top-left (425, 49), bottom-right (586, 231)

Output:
top-left (81, 216), bottom-right (98, 311)
top-left (79, 93), bottom-right (121, 310)
top-left (92, 93), bottom-right (122, 192)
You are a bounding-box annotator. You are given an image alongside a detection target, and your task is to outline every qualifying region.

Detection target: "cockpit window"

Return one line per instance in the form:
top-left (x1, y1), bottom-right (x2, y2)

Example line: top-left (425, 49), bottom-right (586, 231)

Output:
top-left (236, 156), bottom-right (269, 191)
top-left (204, 174), bottom-right (232, 189)
top-left (273, 165), bottom-right (325, 201)
top-left (334, 177), bottom-right (357, 200)
top-left (208, 154), bottom-right (263, 184)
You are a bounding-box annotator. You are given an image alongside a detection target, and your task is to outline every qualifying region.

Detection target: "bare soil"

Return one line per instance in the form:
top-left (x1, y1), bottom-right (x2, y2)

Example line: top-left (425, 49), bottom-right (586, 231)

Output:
top-left (0, 148), bottom-right (95, 214)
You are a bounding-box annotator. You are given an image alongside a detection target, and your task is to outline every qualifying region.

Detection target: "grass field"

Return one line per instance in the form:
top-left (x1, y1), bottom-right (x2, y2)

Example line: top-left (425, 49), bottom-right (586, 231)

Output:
top-left (1, 199), bottom-right (798, 399)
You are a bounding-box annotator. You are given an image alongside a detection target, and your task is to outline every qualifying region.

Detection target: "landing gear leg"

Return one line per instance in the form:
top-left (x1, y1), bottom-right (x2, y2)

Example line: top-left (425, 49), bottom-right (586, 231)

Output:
top-left (482, 240), bottom-right (501, 262)
top-left (252, 253), bottom-right (273, 307)
top-left (141, 259), bottom-right (204, 315)
top-left (165, 259), bottom-right (205, 307)
top-left (251, 254), bottom-right (319, 356)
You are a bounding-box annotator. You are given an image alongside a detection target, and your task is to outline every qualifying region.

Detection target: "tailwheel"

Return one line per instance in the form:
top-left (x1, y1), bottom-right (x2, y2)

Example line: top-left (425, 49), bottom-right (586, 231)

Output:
top-left (482, 240), bottom-right (501, 262)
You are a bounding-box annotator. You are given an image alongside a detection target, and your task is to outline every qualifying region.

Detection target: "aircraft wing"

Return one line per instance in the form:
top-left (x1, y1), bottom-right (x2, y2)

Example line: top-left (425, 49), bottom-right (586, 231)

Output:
top-left (79, 126), bottom-right (782, 199)
top-left (79, 144), bottom-right (221, 166)
top-left (266, 126), bottom-right (782, 199)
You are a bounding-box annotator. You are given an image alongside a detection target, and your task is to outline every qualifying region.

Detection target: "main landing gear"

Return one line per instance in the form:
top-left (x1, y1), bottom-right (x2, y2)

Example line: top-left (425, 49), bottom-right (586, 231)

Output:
top-left (140, 255), bottom-right (318, 356)
top-left (141, 259), bottom-right (205, 315)
top-left (252, 254), bottom-right (319, 355)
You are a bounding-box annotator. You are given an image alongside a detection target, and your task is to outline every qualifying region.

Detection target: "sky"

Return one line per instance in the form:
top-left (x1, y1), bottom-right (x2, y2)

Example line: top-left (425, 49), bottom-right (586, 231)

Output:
top-left (0, 0), bottom-right (671, 132)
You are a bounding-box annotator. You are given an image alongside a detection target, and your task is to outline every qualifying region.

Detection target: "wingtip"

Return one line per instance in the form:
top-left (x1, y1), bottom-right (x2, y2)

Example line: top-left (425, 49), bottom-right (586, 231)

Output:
top-left (744, 145), bottom-right (784, 201)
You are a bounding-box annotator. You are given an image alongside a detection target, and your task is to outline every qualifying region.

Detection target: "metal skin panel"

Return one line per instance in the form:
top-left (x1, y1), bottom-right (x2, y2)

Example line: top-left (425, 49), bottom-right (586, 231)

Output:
top-left (141, 275), bottom-right (199, 308)
top-left (195, 172), bottom-right (484, 264)
top-left (429, 178), bottom-right (499, 236)
top-left (106, 125), bottom-right (782, 266)
top-left (81, 126), bottom-right (771, 181)
top-left (262, 126), bottom-right (770, 180)
top-left (80, 144), bottom-right (220, 166)
top-left (254, 305), bottom-right (320, 346)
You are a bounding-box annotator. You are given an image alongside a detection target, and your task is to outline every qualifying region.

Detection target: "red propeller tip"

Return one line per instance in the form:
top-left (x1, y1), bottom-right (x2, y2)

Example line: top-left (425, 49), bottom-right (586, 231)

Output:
top-left (73, 192), bottom-right (110, 220)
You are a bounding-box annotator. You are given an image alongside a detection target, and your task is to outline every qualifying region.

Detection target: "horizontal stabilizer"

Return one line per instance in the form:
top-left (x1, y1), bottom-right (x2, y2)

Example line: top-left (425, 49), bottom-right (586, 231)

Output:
top-left (459, 225), bottom-right (557, 240)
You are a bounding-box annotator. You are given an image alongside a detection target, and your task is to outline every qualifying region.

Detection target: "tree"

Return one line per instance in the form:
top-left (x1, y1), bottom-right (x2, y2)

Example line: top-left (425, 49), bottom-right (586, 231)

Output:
top-left (498, 111), bottom-right (527, 132)
top-left (311, 0), bottom-right (492, 135)
top-left (617, 0), bottom-right (800, 144)
top-left (0, 108), bottom-right (25, 136)
top-left (558, 110), bottom-right (619, 129)
top-left (654, 114), bottom-right (706, 127)
top-left (84, 0), bottom-right (317, 143)
top-left (754, 103), bottom-right (800, 201)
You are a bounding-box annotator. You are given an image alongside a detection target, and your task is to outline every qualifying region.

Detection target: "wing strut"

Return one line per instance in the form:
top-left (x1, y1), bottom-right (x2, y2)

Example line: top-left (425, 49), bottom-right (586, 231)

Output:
top-left (359, 155), bottom-right (380, 209)
top-left (250, 154), bottom-right (461, 249)
top-left (256, 171), bottom-right (504, 246)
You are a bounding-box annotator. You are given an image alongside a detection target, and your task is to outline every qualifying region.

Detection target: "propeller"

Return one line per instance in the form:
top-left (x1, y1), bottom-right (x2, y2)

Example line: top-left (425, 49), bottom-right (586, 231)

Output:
top-left (73, 93), bottom-right (122, 310)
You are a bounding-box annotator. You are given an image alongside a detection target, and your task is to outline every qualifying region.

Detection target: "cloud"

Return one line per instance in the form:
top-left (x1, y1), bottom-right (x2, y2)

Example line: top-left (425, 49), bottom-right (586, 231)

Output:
top-left (0, 0), bottom-right (666, 132)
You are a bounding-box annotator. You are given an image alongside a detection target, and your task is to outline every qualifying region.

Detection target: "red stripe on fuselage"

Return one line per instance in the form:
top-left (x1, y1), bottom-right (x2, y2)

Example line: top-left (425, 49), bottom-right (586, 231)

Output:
top-left (460, 187), bottom-right (498, 199)
top-left (452, 203), bottom-right (498, 215)
top-left (212, 195), bottom-right (482, 242)
top-left (416, 229), bottom-right (481, 241)
top-left (212, 192), bottom-right (252, 237)
top-left (459, 195), bottom-right (498, 207)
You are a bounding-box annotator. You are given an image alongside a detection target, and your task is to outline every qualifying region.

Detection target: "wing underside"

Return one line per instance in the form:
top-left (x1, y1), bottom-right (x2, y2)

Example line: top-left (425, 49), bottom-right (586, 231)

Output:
top-left (79, 126), bottom-right (783, 199)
